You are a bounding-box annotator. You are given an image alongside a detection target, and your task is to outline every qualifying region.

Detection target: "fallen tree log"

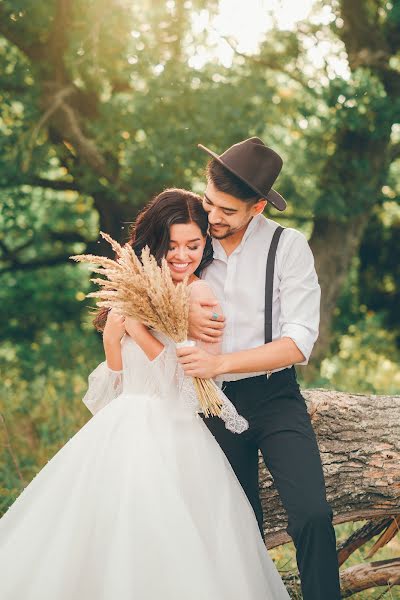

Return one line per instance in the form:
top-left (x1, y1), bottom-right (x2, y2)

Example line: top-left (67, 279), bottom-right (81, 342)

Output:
top-left (258, 389), bottom-right (400, 597)
top-left (260, 389), bottom-right (400, 544)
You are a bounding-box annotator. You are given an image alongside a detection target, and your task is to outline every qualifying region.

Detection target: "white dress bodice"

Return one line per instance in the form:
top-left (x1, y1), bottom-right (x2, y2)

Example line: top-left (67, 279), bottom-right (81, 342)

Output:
top-left (82, 332), bottom-right (248, 434)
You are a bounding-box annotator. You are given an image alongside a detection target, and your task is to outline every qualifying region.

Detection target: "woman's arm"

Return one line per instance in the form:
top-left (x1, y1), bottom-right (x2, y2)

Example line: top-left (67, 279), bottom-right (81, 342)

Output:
top-left (123, 281), bottom-right (223, 362)
top-left (124, 317), bottom-right (164, 361)
top-left (103, 309), bottom-right (125, 371)
top-left (82, 309), bottom-right (125, 415)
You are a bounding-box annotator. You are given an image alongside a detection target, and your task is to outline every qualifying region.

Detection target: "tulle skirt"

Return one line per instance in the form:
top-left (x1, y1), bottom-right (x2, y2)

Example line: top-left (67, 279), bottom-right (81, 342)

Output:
top-left (0, 391), bottom-right (290, 599)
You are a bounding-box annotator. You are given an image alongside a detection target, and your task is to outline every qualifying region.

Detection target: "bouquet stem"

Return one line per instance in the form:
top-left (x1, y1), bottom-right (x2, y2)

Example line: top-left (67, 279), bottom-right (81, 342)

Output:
top-left (177, 340), bottom-right (223, 417)
top-left (193, 377), bottom-right (224, 417)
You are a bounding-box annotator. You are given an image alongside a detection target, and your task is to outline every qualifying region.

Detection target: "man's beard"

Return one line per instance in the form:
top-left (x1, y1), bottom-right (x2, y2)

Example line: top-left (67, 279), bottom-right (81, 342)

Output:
top-left (209, 219), bottom-right (251, 240)
top-left (209, 224), bottom-right (233, 240)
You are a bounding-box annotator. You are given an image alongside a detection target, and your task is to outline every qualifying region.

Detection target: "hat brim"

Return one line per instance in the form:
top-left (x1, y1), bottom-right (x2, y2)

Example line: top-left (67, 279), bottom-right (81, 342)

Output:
top-left (198, 143), bottom-right (287, 211)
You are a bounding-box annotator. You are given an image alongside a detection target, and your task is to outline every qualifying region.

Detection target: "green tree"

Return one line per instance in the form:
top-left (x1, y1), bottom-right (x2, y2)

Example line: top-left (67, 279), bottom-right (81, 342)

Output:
top-left (1, 0), bottom-right (399, 359)
top-left (231, 3), bottom-right (399, 363)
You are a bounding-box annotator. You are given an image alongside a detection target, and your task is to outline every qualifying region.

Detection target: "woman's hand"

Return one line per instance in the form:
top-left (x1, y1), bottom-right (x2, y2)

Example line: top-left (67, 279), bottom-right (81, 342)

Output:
top-left (103, 309), bottom-right (126, 345)
top-left (177, 346), bottom-right (224, 379)
top-left (124, 317), bottom-right (148, 339)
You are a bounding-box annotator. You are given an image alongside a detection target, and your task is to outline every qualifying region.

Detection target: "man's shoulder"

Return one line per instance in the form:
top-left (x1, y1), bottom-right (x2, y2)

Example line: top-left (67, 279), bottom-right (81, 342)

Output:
top-left (257, 218), bottom-right (314, 267)
top-left (259, 216), bottom-right (307, 245)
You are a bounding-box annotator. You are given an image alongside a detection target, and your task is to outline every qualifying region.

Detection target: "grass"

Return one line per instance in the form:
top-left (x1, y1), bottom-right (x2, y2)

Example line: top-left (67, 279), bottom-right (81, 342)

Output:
top-left (270, 522), bottom-right (400, 599)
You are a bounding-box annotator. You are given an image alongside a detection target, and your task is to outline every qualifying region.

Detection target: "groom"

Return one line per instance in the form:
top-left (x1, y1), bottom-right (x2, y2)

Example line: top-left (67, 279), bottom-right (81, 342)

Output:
top-left (177, 138), bottom-right (341, 600)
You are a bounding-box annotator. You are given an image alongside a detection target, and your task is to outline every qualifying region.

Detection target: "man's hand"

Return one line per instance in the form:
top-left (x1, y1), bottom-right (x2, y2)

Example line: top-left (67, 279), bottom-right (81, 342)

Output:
top-left (188, 299), bottom-right (225, 343)
top-left (177, 346), bottom-right (224, 379)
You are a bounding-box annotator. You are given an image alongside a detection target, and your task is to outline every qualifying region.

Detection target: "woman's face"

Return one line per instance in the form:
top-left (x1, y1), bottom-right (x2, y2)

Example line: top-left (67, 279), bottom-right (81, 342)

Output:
top-left (166, 222), bottom-right (206, 283)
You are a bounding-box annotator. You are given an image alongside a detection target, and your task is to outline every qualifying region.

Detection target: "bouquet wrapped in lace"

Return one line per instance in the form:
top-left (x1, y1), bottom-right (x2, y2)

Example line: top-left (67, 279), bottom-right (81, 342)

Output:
top-left (71, 232), bottom-right (237, 421)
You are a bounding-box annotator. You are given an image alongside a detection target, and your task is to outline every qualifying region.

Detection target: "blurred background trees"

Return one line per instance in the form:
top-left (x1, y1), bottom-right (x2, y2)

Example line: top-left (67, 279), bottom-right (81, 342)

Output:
top-left (0, 1), bottom-right (399, 591)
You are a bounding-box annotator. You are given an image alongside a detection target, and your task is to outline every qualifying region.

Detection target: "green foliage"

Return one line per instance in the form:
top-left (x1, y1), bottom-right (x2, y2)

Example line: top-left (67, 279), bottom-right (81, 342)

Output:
top-left (0, 322), bottom-right (102, 513)
top-left (319, 313), bottom-right (400, 394)
top-left (359, 203), bottom-right (400, 339)
top-left (1, 7), bottom-right (400, 582)
top-left (270, 520), bottom-right (400, 599)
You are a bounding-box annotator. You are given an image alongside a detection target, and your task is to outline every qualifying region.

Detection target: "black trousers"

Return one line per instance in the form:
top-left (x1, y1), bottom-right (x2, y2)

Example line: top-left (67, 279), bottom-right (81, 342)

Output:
top-left (203, 367), bottom-right (341, 600)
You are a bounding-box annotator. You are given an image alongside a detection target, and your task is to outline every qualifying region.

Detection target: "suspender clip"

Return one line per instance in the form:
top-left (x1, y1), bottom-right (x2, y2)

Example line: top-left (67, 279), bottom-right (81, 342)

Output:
top-left (266, 370), bottom-right (272, 379)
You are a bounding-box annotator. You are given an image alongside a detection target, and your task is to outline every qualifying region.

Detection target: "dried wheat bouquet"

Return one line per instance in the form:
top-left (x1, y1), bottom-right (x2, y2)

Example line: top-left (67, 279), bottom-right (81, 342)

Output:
top-left (70, 232), bottom-right (223, 417)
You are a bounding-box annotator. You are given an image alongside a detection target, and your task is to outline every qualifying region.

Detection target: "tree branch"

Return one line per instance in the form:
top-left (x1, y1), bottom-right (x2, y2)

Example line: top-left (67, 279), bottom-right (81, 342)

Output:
top-left (219, 34), bottom-right (316, 93)
top-left (0, 81), bottom-right (31, 94)
top-left (339, 0), bottom-right (400, 97)
top-left (48, 231), bottom-right (89, 244)
top-left (0, 253), bottom-right (76, 274)
top-left (0, 239), bottom-right (12, 260)
top-left (337, 517), bottom-right (394, 566)
top-left (32, 177), bottom-right (79, 191)
top-left (366, 517), bottom-right (400, 560)
top-left (0, 7), bottom-right (46, 62)
top-left (0, 230), bottom-right (90, 275)
top-left (47, 0), bottom-right (73, 80)
top-left (22, 84), bottom-right (76, 172)
top-left (340, 557), bottom-right (400, 597)
top-left (0, 176), bottom-right (79, 191)
top-left (339, 0), bottom-right (389, 69)
top-left (19, 79), bottom-right (114, 182)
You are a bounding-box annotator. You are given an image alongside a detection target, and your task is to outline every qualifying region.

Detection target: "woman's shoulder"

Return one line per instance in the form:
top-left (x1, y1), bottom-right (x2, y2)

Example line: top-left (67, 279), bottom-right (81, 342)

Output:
top-left (188, 278), bottom-right (216, 298)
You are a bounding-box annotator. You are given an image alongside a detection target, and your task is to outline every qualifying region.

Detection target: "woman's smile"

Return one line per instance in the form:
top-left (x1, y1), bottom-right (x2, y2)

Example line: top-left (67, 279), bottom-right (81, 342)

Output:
top-left (168, 261), bottom-right (192, 273)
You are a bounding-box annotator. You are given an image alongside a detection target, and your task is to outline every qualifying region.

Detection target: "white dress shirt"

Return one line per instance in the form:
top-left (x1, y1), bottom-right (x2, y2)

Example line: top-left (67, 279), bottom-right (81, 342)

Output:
top-left (201, 214), bottom-right (320, 381)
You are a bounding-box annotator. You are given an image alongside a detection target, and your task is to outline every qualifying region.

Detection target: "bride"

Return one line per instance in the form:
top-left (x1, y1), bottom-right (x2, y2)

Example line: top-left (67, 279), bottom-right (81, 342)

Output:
top-left (0, 188), bottom-right (290, 600)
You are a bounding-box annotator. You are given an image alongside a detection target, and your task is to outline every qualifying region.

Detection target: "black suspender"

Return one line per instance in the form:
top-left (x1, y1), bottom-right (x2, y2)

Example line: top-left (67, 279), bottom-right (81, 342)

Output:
top-left (264, 226), bottom-right (284, 344)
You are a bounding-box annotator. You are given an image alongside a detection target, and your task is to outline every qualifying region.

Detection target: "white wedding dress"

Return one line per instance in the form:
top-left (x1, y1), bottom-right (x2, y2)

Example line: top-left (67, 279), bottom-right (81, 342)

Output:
top-left (0, 330), bottom-right (290, 599)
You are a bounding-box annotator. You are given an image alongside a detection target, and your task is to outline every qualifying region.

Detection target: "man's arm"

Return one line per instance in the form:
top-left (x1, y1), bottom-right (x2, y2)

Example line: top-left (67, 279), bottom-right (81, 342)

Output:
top-left (177, 337), bottom-right (304, 379)
top-left (277, 229), bottom-right (320, 365)
top-left (179, 229), bottom-right (320, 378)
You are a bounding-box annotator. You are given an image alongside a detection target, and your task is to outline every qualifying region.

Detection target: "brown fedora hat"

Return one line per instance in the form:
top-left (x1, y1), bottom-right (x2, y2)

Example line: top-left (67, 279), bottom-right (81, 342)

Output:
top-left (198, 137), bottom-right (286, 211)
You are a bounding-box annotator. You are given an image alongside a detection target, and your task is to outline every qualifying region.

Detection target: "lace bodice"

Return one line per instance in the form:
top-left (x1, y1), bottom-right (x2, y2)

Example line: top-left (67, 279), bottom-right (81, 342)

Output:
top-left (83, 332), bottom-right (176, 409)
top-left (82, 331), bottom-right (248, 434)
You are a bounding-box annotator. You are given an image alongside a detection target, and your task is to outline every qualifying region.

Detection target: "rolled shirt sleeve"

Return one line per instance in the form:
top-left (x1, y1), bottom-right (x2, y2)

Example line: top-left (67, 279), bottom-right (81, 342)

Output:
top-left (277, 230), bottom-right (321, 364)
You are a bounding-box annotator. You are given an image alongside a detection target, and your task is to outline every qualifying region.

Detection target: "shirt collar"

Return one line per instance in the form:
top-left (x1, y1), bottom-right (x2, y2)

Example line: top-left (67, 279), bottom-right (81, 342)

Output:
top-left (211, 214), bottom-right (262, 260)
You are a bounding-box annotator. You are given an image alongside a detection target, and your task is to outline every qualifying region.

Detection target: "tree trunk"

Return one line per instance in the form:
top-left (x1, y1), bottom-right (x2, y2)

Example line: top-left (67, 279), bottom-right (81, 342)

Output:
top-left (260, 389), bottom-right (400, 548)
top-left (308, 214), bottom-right (369, 364)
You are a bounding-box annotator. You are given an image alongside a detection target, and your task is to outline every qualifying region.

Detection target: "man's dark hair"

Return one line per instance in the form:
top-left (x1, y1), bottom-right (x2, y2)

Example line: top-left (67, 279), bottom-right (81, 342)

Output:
top-left (206, 158), bottom-right (261, 203)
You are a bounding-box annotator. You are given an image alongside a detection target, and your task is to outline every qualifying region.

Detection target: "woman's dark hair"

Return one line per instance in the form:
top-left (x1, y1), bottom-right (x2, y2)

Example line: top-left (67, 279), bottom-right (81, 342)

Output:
top-left (206, 158), bottom-right (260, 203)
top-left (93, 188), bottom-right (213, 331)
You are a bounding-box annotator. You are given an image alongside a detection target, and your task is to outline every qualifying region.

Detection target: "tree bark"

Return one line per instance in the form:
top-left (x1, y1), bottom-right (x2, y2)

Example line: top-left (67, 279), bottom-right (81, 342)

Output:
top-left (309, 214), bottom-right (369, 364)
top-left (340, 557), bottom-right (400, 597)
top-left (305, 0), bottom-right (400, 363)
top-left (260, 389), bottom-right (400, 548)
top-left (308, 120), bottom-right (391, 364)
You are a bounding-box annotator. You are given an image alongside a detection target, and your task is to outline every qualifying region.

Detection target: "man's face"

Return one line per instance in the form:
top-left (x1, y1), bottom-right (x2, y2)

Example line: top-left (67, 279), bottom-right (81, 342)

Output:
top-left (202, 180), bottom-right (267, 240)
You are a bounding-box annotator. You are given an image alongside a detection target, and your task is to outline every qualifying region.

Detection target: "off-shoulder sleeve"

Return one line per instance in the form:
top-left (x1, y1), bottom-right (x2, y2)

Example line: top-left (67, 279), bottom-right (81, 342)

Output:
top-left (82, 362), bottom-right (123, 415)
